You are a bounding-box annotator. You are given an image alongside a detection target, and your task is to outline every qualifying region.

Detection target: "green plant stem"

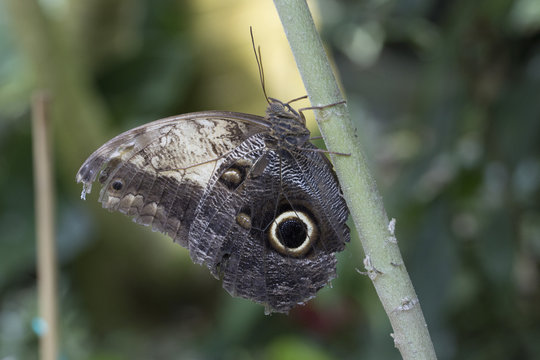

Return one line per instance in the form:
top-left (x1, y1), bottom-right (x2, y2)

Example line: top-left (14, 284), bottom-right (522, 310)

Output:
top-left (272, 1), bottom-right (437, 359)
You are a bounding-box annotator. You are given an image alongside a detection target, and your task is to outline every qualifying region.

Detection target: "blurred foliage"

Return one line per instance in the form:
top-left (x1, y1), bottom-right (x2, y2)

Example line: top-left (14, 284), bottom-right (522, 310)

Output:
top-left (0, 0), bottom-right (539, 359)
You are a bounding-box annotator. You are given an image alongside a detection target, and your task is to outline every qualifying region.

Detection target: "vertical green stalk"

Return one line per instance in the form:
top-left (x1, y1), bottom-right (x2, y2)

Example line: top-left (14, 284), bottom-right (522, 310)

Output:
top-left (272, 1), bottom-right (437, 359)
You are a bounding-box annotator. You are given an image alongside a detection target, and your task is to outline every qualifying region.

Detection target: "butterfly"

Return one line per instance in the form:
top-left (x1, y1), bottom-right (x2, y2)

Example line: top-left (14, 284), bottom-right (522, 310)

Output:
top-left (76, 32), bottom-right (350, 314)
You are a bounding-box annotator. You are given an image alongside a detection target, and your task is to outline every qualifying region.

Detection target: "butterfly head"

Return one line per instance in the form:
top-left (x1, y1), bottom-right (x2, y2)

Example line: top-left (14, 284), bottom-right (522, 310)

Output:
top-left (266, 98), bottom-right (311, 147)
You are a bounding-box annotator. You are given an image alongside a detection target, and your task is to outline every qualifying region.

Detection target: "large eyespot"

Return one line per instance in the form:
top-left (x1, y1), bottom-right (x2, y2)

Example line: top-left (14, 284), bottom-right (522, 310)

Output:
top-left (268, 210), bottom-right (318, 257)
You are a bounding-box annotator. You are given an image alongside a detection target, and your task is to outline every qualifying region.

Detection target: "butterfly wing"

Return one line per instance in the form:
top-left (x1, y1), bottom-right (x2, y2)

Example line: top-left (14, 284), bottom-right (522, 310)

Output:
top-left (76, 111), bottom-right (269, 245)
top-left (187, 138), bottom-right (350, 313)
top-left (77, 111), bottom-right (349, 314)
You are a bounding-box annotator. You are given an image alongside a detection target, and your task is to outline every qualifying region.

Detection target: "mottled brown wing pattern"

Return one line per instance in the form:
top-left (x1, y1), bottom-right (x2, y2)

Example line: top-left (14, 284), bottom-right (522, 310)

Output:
top-left (186, 139), bottom-right (349, 313)
top-left (76, 112), bottom-right (267, 245)
top-left (77, 105), bottom-right (350, 314)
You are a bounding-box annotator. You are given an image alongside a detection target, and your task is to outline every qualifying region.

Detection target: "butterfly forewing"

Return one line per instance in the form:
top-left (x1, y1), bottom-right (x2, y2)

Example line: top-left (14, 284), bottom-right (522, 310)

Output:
top-left (77, 113), bottom-right (266, 235)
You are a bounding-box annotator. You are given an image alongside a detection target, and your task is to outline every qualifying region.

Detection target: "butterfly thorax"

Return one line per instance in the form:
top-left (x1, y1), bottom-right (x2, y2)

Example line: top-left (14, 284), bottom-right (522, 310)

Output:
top-left (265, 98), bottom-right (310, 147)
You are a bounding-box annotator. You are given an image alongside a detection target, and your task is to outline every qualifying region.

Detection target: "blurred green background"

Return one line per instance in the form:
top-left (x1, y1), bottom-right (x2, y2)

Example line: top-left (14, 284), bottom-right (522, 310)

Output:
top-left (1, 0), bottom-right (539, 359)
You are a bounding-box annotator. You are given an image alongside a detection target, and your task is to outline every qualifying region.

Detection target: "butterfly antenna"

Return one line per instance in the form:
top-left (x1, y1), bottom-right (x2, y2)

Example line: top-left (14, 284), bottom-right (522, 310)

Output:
top-left (250, 27), bottom-right (270, 105)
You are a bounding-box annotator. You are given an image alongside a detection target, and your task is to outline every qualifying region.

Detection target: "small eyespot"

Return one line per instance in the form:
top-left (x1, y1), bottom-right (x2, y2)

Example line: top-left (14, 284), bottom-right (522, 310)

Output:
top-left (221, 168), bottom-right (242, 187)
top-left (219, 160), bottom-right (253, 191)
top-left (236, 212), bottom-right (252, 230)
top-left (111, 179), bottom-right (124, 191)
top-left (268, 210), bottom-right (318, 257)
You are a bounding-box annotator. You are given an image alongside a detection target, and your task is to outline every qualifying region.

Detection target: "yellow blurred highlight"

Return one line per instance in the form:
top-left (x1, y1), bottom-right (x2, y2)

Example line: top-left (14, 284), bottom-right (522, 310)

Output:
top-left (191, 0), bottom-right (321, 132)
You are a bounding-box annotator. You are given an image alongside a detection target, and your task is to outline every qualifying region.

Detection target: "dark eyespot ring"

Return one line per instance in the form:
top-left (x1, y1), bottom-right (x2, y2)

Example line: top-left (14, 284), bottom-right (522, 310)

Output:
top-left (111, 179), bottom-right (124, 191)
top-left (268, 210), bottom-right (318, 257)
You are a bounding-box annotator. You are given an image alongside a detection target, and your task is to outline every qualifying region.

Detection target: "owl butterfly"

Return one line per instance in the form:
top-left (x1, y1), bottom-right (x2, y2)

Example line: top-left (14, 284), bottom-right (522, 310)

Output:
top-left (76, 32), bottom-right (350, 314)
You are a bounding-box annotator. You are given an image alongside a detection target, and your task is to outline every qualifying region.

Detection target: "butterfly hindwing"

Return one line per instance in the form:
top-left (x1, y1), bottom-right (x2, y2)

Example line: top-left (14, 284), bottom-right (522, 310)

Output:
top-left (185, 136), bottom-right (349, 312)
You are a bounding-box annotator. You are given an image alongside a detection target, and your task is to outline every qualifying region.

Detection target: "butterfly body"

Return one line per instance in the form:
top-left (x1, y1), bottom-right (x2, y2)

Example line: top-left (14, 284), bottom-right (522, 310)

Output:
top-left (77, 99), bottom-right (349, 313)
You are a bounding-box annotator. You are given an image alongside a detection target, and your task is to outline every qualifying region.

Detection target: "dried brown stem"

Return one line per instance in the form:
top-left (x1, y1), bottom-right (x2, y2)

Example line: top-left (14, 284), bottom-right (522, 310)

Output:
top-left (32, 92), bottom-right (58, 360)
